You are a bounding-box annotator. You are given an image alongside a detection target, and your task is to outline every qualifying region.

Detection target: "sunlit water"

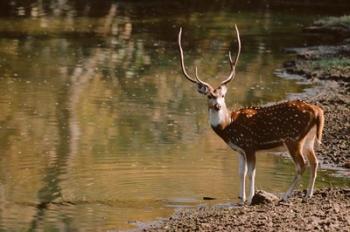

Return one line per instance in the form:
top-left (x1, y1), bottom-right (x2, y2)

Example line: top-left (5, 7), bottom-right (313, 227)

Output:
top-left (0, 1), bottom-right (349, 231)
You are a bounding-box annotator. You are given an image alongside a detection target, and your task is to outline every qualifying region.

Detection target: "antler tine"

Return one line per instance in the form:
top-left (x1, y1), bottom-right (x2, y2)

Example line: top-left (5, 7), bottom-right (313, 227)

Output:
top-left (195, 66), bottom-right (212, 88)
top-left (178, 27), bottom-right (197, 84)
top-left (221, 24), bottom-right (241, 86)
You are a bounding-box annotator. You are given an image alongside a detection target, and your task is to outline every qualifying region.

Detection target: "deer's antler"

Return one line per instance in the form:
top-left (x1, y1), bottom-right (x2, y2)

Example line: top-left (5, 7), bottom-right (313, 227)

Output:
top-left (220, 24), bottom-right (241, 86)
top-left (178, 27), bottom-right (197, 84)
top-left (178, 27), bottom-right (214, 92)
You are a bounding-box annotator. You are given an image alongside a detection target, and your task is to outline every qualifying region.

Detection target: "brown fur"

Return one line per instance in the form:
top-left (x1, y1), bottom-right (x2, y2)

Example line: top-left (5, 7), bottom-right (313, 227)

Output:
top-left (210, 99), bottom-right (324, 202)
top-left (212, 100), bottom-right (324, 152)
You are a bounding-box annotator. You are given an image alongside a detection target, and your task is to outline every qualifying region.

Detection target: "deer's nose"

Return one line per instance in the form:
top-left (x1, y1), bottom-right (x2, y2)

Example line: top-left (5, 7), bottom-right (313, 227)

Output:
top-left (214, 103), bottom-right (221, 111)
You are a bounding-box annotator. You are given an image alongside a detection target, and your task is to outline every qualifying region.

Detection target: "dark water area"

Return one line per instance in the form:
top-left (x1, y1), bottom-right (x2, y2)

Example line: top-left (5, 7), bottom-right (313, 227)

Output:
top-left (1, 0), bottom-right (350, 17)
top-left (0, 1), bottom-right (349, 231)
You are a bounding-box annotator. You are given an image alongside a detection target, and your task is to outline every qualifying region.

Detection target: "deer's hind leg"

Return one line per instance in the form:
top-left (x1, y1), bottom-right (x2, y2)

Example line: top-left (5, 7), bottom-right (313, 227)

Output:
top-left (303, 126), bottom-right (318, 198)
top-left (283, 139), bottom-right (307, 201)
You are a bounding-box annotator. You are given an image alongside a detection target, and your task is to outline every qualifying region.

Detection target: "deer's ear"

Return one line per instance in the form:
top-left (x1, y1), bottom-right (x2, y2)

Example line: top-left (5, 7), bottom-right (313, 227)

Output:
top-left (197, 83), bottom-right (210, 95)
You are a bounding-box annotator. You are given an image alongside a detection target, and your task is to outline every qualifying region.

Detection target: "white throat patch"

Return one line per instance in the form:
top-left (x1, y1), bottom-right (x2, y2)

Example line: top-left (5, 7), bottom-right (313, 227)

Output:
top-left (209, 108), bottom-right (227, 127)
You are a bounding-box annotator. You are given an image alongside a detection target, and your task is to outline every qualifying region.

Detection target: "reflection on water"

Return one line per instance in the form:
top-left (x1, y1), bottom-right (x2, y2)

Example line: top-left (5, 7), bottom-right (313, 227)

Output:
top-left (0, 1), bottom-right (349, 231)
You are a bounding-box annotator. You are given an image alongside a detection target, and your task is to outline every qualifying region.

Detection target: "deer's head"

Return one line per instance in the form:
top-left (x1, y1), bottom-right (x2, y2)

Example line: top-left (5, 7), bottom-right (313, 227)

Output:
top-left (178, 25), bottom-right (241, 112)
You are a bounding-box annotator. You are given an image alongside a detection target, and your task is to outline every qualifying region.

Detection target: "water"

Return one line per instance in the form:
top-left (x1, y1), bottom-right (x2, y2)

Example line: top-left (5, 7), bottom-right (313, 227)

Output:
top-left (0, 1), bottom-right (349, 231)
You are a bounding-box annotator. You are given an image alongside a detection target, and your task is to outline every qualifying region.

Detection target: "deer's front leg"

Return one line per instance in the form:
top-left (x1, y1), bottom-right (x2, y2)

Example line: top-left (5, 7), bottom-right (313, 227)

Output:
top-left (246, 152), bottom-right (256, 205)
top-left (238, 153), bottom-right (247, 204)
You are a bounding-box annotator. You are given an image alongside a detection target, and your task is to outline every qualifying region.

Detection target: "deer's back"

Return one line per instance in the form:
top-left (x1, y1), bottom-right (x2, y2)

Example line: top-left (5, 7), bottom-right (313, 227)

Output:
top-left (215, 100), bottom-right (322, 151)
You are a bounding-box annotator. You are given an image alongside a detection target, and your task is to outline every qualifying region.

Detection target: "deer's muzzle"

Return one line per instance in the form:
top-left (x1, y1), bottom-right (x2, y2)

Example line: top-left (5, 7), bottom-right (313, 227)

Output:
top-left (212, 103), bottom-right (221, 111)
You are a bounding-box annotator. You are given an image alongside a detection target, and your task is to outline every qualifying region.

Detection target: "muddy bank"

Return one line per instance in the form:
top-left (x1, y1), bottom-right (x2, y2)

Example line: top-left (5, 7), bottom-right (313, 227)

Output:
top-left (281, 14), bottom-right (350, 169)
top-left (140, 189), bottom-right (350, 231)
top-left (282, 43), bottom-right (350, 169)
top-left (304, 15), bottom-right (350, 36)
top-left (311, 82), bottom-right (350, 169)
top-left (283, 44), bottom-right (350, 82)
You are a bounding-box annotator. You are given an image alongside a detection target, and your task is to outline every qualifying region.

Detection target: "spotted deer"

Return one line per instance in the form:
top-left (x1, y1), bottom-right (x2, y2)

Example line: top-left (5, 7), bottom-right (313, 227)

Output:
top-left (178, 25), bottom-right (324, 205)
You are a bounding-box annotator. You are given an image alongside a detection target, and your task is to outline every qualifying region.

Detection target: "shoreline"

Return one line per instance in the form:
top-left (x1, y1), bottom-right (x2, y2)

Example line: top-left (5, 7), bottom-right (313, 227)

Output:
top-left (137, 188), bottom-right (350, 232)
top-left (281, 49), bottom-right (350, 171)
top-left (277, 70), bottom-right (350, 172)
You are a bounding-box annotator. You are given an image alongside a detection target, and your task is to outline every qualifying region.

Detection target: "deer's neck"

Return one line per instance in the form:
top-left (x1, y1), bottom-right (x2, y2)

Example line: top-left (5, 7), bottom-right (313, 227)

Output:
top-left (209, 104), bottom-right (231, 129)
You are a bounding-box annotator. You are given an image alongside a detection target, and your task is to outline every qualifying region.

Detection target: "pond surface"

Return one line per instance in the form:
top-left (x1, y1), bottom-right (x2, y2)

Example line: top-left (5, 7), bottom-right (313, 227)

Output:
top-left (0, 1), bottom-right (349, 231)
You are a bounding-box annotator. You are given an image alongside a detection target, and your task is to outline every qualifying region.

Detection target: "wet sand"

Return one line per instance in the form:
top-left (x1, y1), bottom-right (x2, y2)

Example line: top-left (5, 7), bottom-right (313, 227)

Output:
top-left (141, 189), bottom-right (350, 231)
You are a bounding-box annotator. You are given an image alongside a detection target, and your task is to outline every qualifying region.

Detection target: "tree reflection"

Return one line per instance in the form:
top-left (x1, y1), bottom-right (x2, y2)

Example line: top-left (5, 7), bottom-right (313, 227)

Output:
top-left (28, 81), bottom-right (71, 231)
top-left (0, 2), bottom-right (152, 230)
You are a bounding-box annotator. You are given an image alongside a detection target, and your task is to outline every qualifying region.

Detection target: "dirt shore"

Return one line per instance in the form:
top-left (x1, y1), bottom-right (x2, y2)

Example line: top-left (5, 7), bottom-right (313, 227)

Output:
top-left (303, 15), bottom-right (350, 36)
top-left (282, 44), bottom-right (350, 169)
top-left (283, 15), bottom-right (350, 170)
top-left (140, 189), bottom-right (350, 232)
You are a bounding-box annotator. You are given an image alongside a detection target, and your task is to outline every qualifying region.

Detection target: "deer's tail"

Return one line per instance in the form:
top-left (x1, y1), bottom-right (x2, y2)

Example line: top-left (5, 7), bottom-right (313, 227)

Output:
top-left (315, 108), bottom-right (325, 145)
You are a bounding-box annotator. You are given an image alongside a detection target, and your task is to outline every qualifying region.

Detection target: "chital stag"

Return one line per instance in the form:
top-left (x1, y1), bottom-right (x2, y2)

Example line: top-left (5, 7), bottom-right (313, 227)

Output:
top-left (178, 25), bottom-right (324, 205)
